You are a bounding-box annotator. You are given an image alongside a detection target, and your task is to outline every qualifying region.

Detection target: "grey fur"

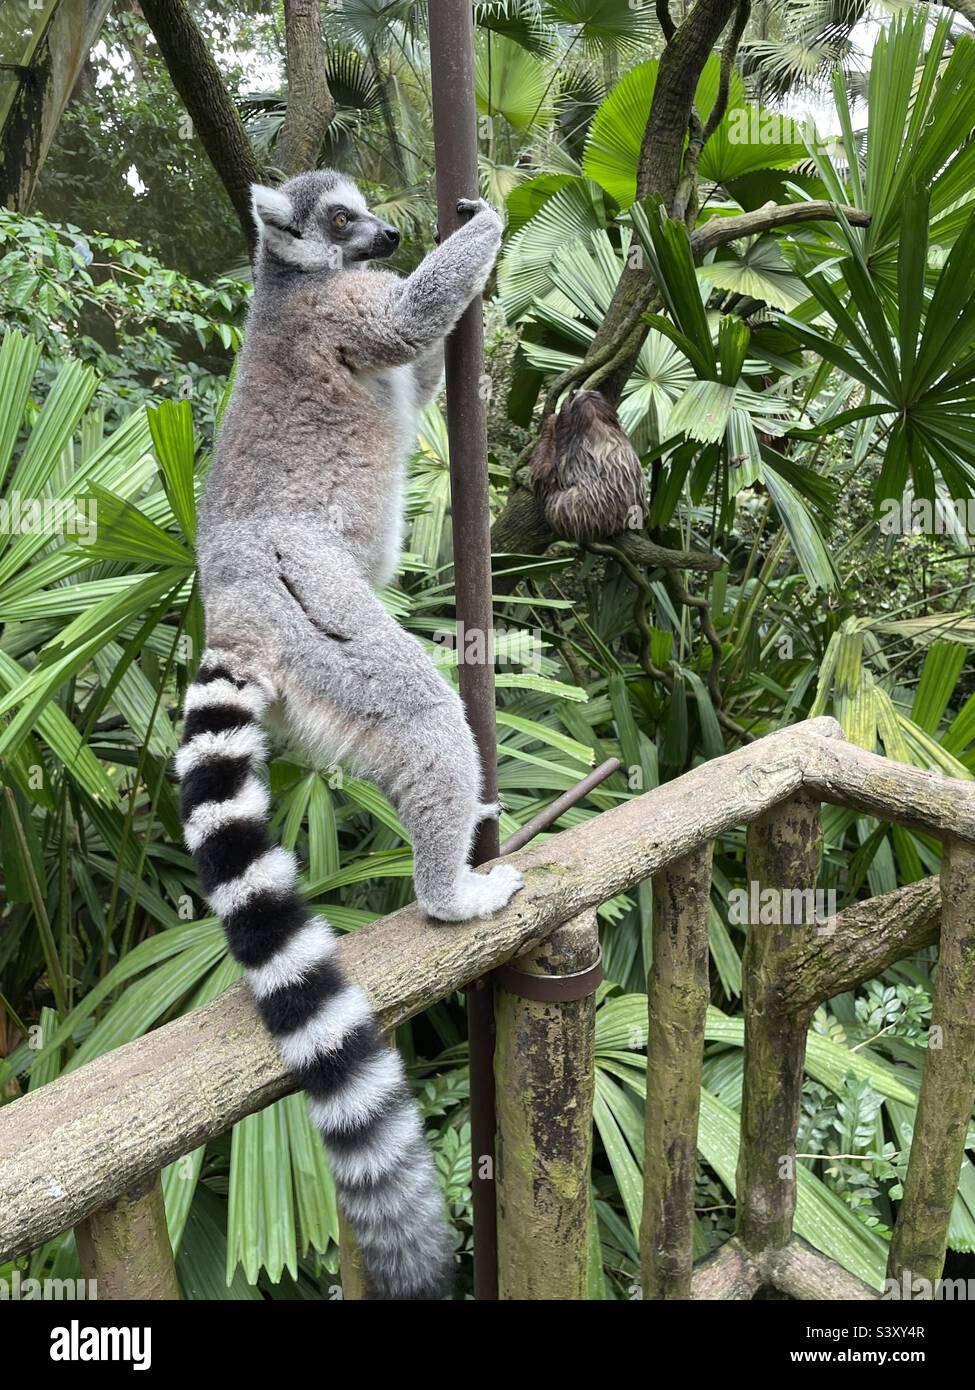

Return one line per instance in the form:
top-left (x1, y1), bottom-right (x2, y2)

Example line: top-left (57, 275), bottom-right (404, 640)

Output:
top-left (179, 171), bottom-right (524, 1298)
top-left (200, 169), bottom-right (523, 921)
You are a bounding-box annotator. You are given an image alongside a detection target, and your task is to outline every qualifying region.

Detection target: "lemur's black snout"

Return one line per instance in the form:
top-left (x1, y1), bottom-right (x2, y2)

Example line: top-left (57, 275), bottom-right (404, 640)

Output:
top-left (370, 223), bottom-right (400, 257)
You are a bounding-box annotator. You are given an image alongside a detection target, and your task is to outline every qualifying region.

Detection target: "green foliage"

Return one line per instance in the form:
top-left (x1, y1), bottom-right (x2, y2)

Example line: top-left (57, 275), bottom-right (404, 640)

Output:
top-left (34, 3), bottom-right (259, 282)
top-left (3, 3), bottom-right (975, 1302)
top-left (582, 56), bottom-right (806, 210)
top-left (786, 190), bottom-right (975, 512)
top-left (0, 209), bottom-right (249, 429)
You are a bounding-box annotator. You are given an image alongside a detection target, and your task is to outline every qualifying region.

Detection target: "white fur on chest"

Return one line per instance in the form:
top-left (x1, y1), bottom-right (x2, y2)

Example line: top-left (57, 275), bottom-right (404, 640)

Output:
top-left (358, 364), bottom-right (417, 587)
top-left (359, 364), bottom-right (416, 458)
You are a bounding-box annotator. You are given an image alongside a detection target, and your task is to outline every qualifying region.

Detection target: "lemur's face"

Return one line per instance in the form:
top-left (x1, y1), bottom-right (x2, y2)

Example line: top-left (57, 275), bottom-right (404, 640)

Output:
top-left (251, 171), bottom-right (400, 271)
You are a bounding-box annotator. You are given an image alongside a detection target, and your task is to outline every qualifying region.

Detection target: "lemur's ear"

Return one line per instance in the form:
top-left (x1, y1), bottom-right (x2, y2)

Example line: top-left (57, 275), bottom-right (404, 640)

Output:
top-left (251, 184), bottom-right (294, 232)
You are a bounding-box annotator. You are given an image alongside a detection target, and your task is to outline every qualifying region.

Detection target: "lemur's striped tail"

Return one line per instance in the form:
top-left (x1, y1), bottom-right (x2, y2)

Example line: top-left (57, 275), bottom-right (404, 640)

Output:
top-left (176, 652), bottom-right (455, 1300)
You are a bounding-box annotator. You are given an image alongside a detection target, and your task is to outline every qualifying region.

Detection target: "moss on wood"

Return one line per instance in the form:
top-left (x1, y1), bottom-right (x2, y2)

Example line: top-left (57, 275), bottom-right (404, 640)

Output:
top-left (735, 796), bottom-right (822, 1255)
top-left (641, 844), bottom-right (713, 1299)
top-left (495, 912), bottom-right (598, 1300)
top-left (886, 839), bottom-right (975, 1291)
top-left (75, 1174), bottom-right (180, 1300)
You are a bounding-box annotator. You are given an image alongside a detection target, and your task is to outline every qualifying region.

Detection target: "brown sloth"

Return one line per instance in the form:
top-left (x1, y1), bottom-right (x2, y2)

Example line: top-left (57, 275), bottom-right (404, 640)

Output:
top-left (529, 390), bottom-right (647, 543)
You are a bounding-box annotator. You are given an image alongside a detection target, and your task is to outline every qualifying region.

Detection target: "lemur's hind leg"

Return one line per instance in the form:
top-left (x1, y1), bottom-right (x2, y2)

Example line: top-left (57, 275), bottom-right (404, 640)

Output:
top-left (268, 543), bottom-right (523, 923)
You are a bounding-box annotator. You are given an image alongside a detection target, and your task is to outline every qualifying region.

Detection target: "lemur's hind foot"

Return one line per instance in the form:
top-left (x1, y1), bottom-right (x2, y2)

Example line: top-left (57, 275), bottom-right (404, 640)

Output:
top-left (421, 862), bottom-right (524, 923)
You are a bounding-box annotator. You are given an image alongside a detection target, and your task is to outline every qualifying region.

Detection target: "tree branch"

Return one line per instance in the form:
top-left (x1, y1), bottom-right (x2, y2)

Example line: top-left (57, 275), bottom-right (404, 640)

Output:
top-left (674, 0), bottom-right (752, 224)
top-left (779, 877), bottom-right (940, 1015)
top-left (635, 0), bottom-right (741, 212)
top-left (702, 0), bottom-right (751, 144)
top-left (139, 0), bottom-right (264, 254)
top-left (619, 532), bottom-right (724, 573)
top-left (656, 0), bottom-right (677, 43)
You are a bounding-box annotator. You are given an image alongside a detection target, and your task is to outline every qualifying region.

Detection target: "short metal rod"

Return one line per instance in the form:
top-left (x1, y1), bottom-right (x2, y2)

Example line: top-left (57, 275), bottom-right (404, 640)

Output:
top-left (500, 757), bottom-right (622, 855)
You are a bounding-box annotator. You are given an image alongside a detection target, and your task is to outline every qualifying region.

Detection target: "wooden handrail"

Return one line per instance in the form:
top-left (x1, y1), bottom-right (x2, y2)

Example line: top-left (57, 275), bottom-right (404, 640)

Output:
top-left (1, 717), bottom-right (972, 1266)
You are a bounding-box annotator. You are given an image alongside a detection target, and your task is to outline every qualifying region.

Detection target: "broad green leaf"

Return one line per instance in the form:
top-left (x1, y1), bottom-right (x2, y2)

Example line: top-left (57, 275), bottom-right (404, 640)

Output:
top-left (498, 178), bottom-right (604, 320)
top-left (495, 710), bottom-right (594, 764)
top-left (475, 34), bottom-right (552, 130)
top-left (0, 330), bottom-right (42, 490)
top-left (228, 1101), bottom-right (297, 1285)
top-left (147, 400), bottom-right (197, 543)
top-left (911, 642), bottom-right (968, 735)
top-left (0, 649), bottom-right (120, 805)
top-left (81, 484), bottom-right (194, 568)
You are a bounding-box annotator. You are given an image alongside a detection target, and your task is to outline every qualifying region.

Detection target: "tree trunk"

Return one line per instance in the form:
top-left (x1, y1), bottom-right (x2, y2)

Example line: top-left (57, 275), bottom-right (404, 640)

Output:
top-left (139, 0), bottom-right (265, 255)
top-left (276, 0), bottom-right (334, 176)
top-left (572, 0), bottom-right (742, 399)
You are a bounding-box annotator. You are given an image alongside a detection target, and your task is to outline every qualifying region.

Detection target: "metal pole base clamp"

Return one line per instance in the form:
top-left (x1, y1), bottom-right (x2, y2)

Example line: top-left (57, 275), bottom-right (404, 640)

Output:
top-left (494, 950), bottom-right (603, 1002)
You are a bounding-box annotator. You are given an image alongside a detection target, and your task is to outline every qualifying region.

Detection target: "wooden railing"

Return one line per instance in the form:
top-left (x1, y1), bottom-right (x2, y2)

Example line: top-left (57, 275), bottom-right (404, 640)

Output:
top-left (1, 717), bottom-right (973, 1299)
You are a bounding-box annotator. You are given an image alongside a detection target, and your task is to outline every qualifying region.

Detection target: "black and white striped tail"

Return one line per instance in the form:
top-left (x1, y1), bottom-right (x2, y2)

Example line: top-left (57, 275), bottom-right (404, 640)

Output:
top-left (176, 651), bottom-right (454, 1299)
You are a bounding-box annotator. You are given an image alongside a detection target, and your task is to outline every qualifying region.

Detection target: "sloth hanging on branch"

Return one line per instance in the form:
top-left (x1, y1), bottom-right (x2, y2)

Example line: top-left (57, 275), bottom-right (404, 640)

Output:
top-left (528, 389), bottom-right (647, 543)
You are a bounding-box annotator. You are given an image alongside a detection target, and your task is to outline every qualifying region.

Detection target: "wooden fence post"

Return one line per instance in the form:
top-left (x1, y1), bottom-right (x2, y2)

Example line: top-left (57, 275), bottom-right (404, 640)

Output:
top-left (494, 911), bottom-right (600, 1300)
top-left (886, 838), bottom-right (975, 1293)
top-left (75, 1173), bottom-right (180, 1299)
top-left (735, 794), bottom-right (822, 1256)
top-left (337, 1212), bottom-right (368, 1300)
top-left (640, 844), bottom-right (713, 1299)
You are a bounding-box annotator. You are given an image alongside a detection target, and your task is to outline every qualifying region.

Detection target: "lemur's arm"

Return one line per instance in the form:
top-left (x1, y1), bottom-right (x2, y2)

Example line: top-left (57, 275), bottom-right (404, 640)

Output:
top-left (336, 200), bottom-right (502, 371)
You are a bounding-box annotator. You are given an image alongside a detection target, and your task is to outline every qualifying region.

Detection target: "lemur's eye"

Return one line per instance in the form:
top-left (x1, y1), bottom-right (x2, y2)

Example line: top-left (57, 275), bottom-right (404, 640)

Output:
top-left (332, 210), bottom-right (349, 230)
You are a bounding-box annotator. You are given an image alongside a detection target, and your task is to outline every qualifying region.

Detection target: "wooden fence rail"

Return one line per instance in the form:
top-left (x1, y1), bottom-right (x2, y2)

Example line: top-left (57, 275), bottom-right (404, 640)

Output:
top-left (1, 716), bottom-right (973, 1300)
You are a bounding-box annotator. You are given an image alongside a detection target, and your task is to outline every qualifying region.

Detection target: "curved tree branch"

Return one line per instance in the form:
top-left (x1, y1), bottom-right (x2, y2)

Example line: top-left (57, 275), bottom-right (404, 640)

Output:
top-left (656, 0), bottom-right (677, 43)
top-left (618, 532), bottom-right (724, 573)
top-left (635, 0), bottom-right (741, 213)
top-left (703, 0), bottom-right (752, 144)
top-left (674, 0), bottom-right (752, 224)
top-left (691, 200), bottom-right (871, 256)
top-left (0, 0), bottom-right (113, 211)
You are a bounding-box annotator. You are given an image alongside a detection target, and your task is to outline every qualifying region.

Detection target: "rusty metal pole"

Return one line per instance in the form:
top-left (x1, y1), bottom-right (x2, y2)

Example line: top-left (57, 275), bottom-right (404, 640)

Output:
top-left (427, 0), bottom-right (500, 1300)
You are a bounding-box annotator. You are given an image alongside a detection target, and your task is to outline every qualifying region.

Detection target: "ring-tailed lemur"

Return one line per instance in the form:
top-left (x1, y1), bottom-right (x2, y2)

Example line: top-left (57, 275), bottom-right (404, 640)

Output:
top-left (176, 171), bottom-right (524, 1300)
